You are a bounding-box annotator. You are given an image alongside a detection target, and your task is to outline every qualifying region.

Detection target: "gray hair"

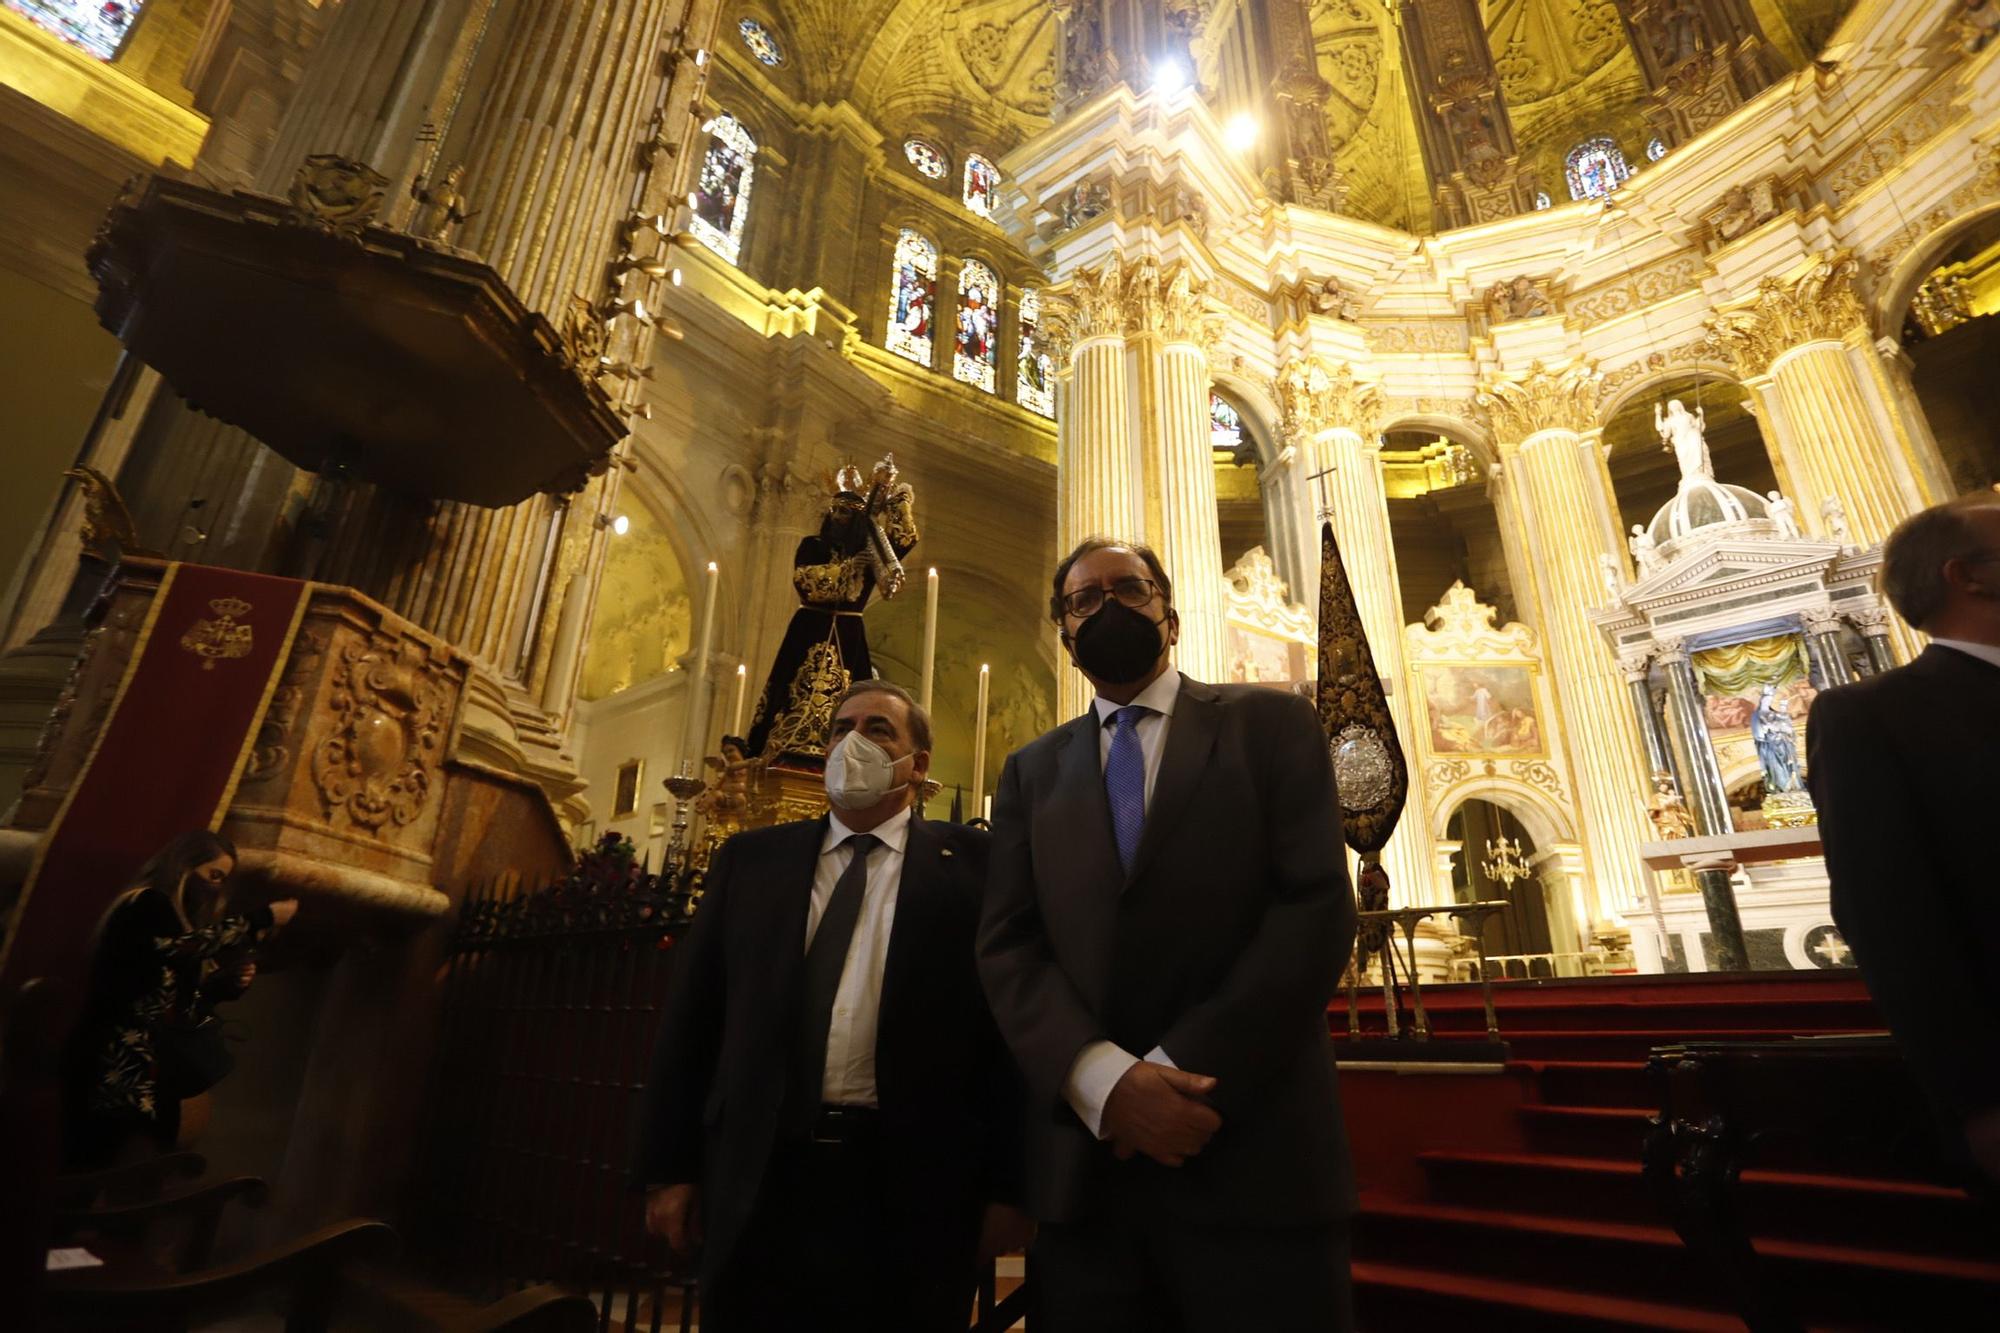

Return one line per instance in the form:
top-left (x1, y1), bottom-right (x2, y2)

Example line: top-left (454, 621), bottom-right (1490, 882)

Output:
top-left (834, 678), bottom-right (933, 752)
top-left (1881, 493), bottom-right (2000, 630)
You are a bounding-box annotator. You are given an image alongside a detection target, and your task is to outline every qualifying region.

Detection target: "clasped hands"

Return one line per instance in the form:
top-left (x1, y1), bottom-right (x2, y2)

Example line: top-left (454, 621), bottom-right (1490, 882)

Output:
top-left (1101, 1061), bottom-right (1221, 1168)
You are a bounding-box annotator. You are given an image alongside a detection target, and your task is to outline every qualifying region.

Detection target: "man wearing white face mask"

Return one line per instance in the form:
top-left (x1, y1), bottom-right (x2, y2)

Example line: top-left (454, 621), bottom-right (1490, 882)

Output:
top-left (636, 679), bottom-right (1030, 1331)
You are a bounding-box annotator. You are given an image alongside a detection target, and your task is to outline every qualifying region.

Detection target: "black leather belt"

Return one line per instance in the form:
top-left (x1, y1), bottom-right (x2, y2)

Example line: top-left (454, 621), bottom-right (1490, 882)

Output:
top-left (809, 1103), bottom-right (881, 1145)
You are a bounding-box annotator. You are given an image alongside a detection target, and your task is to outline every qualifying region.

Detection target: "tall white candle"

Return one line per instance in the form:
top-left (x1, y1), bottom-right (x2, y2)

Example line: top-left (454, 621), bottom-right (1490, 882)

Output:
top-left (971, 662), bottom-right (990, 813)
top-left (729, 662), bottom-right (748, 738)
top-left (982, 794), bottom-right (993, 823)
top-left (920, 567), bottom-right (939, 713)
top-left (680, 561), bottom-right (719, 768)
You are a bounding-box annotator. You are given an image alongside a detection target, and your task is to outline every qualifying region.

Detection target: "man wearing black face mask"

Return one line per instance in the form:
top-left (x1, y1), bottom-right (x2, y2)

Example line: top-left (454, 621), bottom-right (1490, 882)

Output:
top-left (978, 538), bottom-right (1357, 1331)
top-left (636, 680), bottom-right (1029, 1330)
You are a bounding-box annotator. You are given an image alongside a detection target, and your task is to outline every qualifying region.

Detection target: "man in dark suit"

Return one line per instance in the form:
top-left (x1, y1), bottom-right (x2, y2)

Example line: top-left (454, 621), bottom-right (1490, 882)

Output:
top-left (1809, 492), bottom-right (2000, 1184)
top-left (636, 680), bottom-right (1030, 1331)
top-left (978, 537), bottom-right (1357, 1331)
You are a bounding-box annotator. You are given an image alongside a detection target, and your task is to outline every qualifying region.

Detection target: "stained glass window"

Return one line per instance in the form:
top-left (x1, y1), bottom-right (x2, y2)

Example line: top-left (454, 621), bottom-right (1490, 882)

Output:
top-left (7, 0), bottom-right (144, 60)
top-left (1211, 394), bottom-right (1244, 454)
top-left (1017, 288), bottom-right (1055, 418)
top-left (1564, 137), bottom-right (1631, 201)
top-left (904, 139), bottom-right (949, 180)
top-left (887, 229), bottom-right (938, 367)
top-left (687, 113), bottom-right (756, 265)
top-left (1646, 137), bottom-right (1668, 162)
top-left (737, 17), bottom-right (783, 66)
top-left (954, 259), bottom-right (1000, 393)
top-left (963, 154), bottom-right (1000, 217)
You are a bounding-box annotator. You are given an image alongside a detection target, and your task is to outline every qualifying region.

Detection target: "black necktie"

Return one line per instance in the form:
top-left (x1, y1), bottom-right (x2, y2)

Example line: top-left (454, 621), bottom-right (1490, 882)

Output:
top-left (791, 832), bottom-right (880, 1129)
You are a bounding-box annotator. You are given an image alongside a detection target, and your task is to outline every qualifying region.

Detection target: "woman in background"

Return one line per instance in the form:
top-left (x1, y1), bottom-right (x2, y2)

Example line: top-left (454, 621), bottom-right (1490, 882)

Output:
top-left (62, 830), bottom-right (297, 1167)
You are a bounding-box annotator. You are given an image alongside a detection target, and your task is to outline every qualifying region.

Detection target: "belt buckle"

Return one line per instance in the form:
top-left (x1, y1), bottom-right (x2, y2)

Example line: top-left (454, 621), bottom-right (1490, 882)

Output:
top-left (811, 1107), bottom-right (846, 1145)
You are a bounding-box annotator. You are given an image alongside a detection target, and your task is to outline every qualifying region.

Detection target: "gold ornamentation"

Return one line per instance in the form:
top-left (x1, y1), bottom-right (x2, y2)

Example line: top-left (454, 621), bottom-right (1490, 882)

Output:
top-left (311, 639), bottom-right (447, 832)
top-left (1706, 250), bottom-right (1867, 377)
top-left (1064, 259), bottom-right (1124, 341)
top-left (63, 467), bottom-right (153, 561)
top-left (285, 155), bottom-right (390, 239)
top-left (557, 293), bottom-right (610, 382)
top-left (1568, 252), bottom-right (1704, 328)
top-left (1274, 357), bottom-right (1381, 442)
top-left (1762, 789), bottom-right (1818, 829)
top-left (244, 629), bottom-right (326, 783)
top-left (1485, 274), bottom-right (1559, 323)
top-left (179, 597), bottom-right (256, 670)
top-left (1476, 360), bottom-right (1601, 444)
top-left (1865, 144), bottom-right (2000, 279)
top-left (1365, 321), bottom-right (1470, 354)
top-left (408, 162), bottom-right (474, 243)
top-left (762, 640), bottom-right (851, 760)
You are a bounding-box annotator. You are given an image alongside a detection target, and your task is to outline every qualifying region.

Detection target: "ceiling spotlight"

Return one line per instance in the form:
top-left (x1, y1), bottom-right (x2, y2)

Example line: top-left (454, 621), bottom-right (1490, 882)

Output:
top-left (1224, 114), bottom-right (1259, 152)
top-left (603, 295), bottom-right (651, 323)
top-left (669, 267), bottom-right (684, 287)
top-left (612, 514), bottom-right (631, 535)
top-left (627, 212), bottom-right (672, 239)
top-left (611, 254), bottom-right (672, 280)
top-left (1154, 59), bottom-right (1189, 95)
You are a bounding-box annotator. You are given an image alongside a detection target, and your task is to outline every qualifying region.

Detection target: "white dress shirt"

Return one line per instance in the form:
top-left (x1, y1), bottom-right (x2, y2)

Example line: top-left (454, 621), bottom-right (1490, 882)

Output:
top-left (1930, 637), bottom-right (2000, 671)
top-left (805, 805), bottom-right (912, 1106)
top-left (1064, 668), bottom-right (1184, 1138)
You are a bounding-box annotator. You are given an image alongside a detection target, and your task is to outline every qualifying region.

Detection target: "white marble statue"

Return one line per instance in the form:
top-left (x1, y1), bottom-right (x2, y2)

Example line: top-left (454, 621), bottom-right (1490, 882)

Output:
top-left (1629, 523), bottom-right (1661, 576)
top-left (1598, 551), bottom-right (1624, 600)
top-left (1821, 495), bottom-right (1851, 546)
top-left (1766, 490), bottom-right (1801, 538)
top-left (1655, 399), bottom-right (1711, 485)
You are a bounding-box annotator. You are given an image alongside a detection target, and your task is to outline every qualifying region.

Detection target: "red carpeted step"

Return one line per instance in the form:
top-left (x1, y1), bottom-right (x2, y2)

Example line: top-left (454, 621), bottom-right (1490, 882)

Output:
top-left (1416, 1150), bottom-right (2000, 1258)
top-left (1356, 1196), bottom-right (2000, 1327)
top-left (1518, 1103), bottom-right (1655, 1157)
top-left (1352, 1257), bottom-right (1745, 1331)
top-left (1395, 1026), bottom-right (1885, 1062)
top-left (1514, 1058), bottom-right (1656, 1108)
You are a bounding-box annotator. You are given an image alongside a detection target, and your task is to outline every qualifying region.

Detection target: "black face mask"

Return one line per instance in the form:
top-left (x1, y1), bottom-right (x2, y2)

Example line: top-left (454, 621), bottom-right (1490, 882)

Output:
top-left (1071, 600), bottom-right (1166, 685)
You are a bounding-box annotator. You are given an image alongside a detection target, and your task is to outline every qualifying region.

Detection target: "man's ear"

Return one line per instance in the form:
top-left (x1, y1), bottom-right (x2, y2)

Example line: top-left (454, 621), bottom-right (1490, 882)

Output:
top-left (1165, 607), bottom-right (1181, 647)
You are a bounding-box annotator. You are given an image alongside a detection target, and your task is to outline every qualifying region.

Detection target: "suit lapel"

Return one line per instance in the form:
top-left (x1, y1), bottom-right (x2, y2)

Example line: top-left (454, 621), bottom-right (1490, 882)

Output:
top-left (771, 816), bottom-right (830, 987)
top-left (1046, 710), bottom-right (1121, 879)
top-left (1127, 676), bottom-right (1221, 885)
top-left (877, 815), bottom-right (940, 1033)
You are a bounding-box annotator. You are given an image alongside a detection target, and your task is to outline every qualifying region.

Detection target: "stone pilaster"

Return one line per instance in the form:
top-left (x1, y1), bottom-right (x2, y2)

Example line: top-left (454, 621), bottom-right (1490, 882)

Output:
top-left (1478, 361), bottom-right (1654, 924)
top-left (1398, 0), bottom-right (1540, 228)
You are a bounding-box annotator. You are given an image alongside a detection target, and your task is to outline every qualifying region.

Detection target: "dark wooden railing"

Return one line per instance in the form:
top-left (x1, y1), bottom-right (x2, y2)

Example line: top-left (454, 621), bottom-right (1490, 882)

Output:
top-left (406, 837), bottom-right (699, 1331)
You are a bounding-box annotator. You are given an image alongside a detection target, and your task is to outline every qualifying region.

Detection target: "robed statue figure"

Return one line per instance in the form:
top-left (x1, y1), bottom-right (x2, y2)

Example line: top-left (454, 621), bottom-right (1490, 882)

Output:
top-left (1750, 683), bottom-right (1803, 795)
top-left (744, 456), bottom-right (917, 761)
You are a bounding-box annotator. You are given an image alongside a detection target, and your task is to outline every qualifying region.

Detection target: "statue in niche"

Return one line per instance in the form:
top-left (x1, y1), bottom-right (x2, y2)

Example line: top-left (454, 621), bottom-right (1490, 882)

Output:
top-left (1821, 496), bottom-right (1852, 546)
top-left (1750, 683), bottom-right (1804, 794)
top-left (1629, 523), bottom-right (1662, 576)
top-left (1488, 276), bottom-right (1552, 323)
top-left (1952, 0), bottom-right (2000, 53)
top-left (1648, 0), bottom-right (1708, 68)
top-left (744, 457), bottom-right (917, 762)
top-left (1058, 1), bottom-right (1109, 98)
top-left (1767, 491), bottom-right (1801, 538)
top-left (1312, 275), bottom-right (1359, 321)
top-left (1707, 179), bottom-right (1778, 242)
top-left (1647, 772), bottom-right (1697, 840)
top-left (1058, 179), bottom-right (1110, 232)
top-left (409, 163), bottom-right (475, 243)
top-left (1656, 399), bottom-right (1712, 484)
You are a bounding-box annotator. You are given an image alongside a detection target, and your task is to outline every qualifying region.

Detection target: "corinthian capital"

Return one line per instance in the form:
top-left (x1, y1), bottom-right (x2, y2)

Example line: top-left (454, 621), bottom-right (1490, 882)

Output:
top-left (1061, 258), bottom-right (1125, 342)
top-left (1475, 360), bottom-right (1601, 445)
top-left (1158, 261), bottom-right (1211, 344)
top-left (1273, 357), bottom-right (1381, 443)
top-left (1705, 250), bottom-right (1868, 377)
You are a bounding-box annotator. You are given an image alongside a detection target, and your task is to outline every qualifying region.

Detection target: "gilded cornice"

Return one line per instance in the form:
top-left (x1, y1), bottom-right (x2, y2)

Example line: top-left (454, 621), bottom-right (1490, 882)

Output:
top-left (1705, 250), bottom-right (1868, 378)
top-left (1274, 357), bottom-right (1381, 442)
top-left (1475, 360), bottom-right (1601, 445)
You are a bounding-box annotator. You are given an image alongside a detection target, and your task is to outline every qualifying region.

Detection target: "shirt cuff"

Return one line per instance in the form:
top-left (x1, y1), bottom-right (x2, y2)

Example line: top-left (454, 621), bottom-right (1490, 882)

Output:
top-left (1144, 1044), bottom-right (1176, 1070)
top-left (1062, 1041), bottom-right (1138, 1139)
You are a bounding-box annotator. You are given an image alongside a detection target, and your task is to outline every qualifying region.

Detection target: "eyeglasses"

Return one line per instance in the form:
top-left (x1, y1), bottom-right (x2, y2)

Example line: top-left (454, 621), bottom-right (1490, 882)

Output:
top-left (1062, 576), bottom-right (1161, 619)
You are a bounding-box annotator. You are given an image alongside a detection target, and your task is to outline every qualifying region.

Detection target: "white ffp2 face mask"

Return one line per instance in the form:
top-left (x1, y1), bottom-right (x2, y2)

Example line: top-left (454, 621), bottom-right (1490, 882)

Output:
top-left (823, 730), bottom-right (912, 811)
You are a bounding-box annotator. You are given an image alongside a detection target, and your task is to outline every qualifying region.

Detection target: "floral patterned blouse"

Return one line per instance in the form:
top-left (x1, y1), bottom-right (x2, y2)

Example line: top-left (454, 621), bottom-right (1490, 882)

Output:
top-left (75, 888), bottom-right (273, 1121)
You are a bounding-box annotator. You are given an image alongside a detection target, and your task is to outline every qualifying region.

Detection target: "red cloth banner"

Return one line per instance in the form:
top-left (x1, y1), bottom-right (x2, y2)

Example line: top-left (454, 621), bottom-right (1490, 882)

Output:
top-left (0, 563), bottom-right (310, 992)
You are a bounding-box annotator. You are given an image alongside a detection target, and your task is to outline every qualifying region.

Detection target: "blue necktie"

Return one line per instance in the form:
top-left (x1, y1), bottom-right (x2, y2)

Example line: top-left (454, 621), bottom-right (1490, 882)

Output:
top-left (1105, 705), bottom-right (1150, 874)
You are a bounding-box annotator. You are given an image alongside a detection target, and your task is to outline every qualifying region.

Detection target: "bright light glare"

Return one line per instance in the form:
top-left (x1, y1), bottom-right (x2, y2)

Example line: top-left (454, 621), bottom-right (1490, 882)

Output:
top-left (1154, 59), bottom-right (1188, 95)
top-left (1224, 114), bottom-right (1259, 152)
top-left (612, 514), bottom-right (631, 536)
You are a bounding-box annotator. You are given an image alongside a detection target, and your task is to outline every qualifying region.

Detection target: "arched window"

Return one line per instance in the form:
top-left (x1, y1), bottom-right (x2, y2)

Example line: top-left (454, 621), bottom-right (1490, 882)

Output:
top-left (963, 154), bottom-right (1001, 217)
top-left (954, 259), bottom-right (1000, 393)
top-left (688, 113), bottom-right (756, 265)
top-left (1564, 137), bottom-right (1631, 201)
top-left (886, 229), bottom-right (938, 367)
top-left (1017, 288), bottom-right (1055, 417)
top-left (737, 17), bottom-right (784, 66)
top-left (904, 139), bottom-right (949, 180)
top-left (1210, 393), bottom-right (1244, 455)
top-left (14, 0), bottom-right (144, 59)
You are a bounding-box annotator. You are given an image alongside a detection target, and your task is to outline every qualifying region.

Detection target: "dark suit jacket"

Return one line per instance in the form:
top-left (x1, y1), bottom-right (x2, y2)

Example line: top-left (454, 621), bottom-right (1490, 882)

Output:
top-left (1808, 644), bottom-right (2000, 1130)
top-left (634, 815), bottom-right (1020, 1276)
top-left (977, 675), bottom-right (1356, 1226)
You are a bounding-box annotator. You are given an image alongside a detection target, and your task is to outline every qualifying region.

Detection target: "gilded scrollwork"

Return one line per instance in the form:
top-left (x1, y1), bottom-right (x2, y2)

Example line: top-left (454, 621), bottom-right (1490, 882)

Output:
top-left (761, 640), bottom-right (851, 760)
top-left (1476, 360), bottom-right (1601, 444)
top-left (285, 154), bottom-right (390, 239)
top-left (311, 637), bottom-right (448, 833)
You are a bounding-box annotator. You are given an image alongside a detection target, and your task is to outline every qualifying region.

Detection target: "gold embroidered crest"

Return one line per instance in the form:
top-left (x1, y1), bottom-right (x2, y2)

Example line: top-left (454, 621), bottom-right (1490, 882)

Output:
top-left (180, 597), bottom-right (255, 669)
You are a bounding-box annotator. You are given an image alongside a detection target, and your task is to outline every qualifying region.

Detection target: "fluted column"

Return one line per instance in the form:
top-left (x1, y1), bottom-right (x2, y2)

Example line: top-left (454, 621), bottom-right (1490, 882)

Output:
top-left (1277, 358), bottom-right (1429, 906)
top-left (1654, 636), bottom-right (1748, 971)
top-left (1479, 362), bottom-right (1656, 925)
top-left (1049, 266), bottom-right (1140, 721)
top-left (1141, 281), bottom-right (1227, 686)
top-left (1710, 252), bottom-right (1944, 553)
